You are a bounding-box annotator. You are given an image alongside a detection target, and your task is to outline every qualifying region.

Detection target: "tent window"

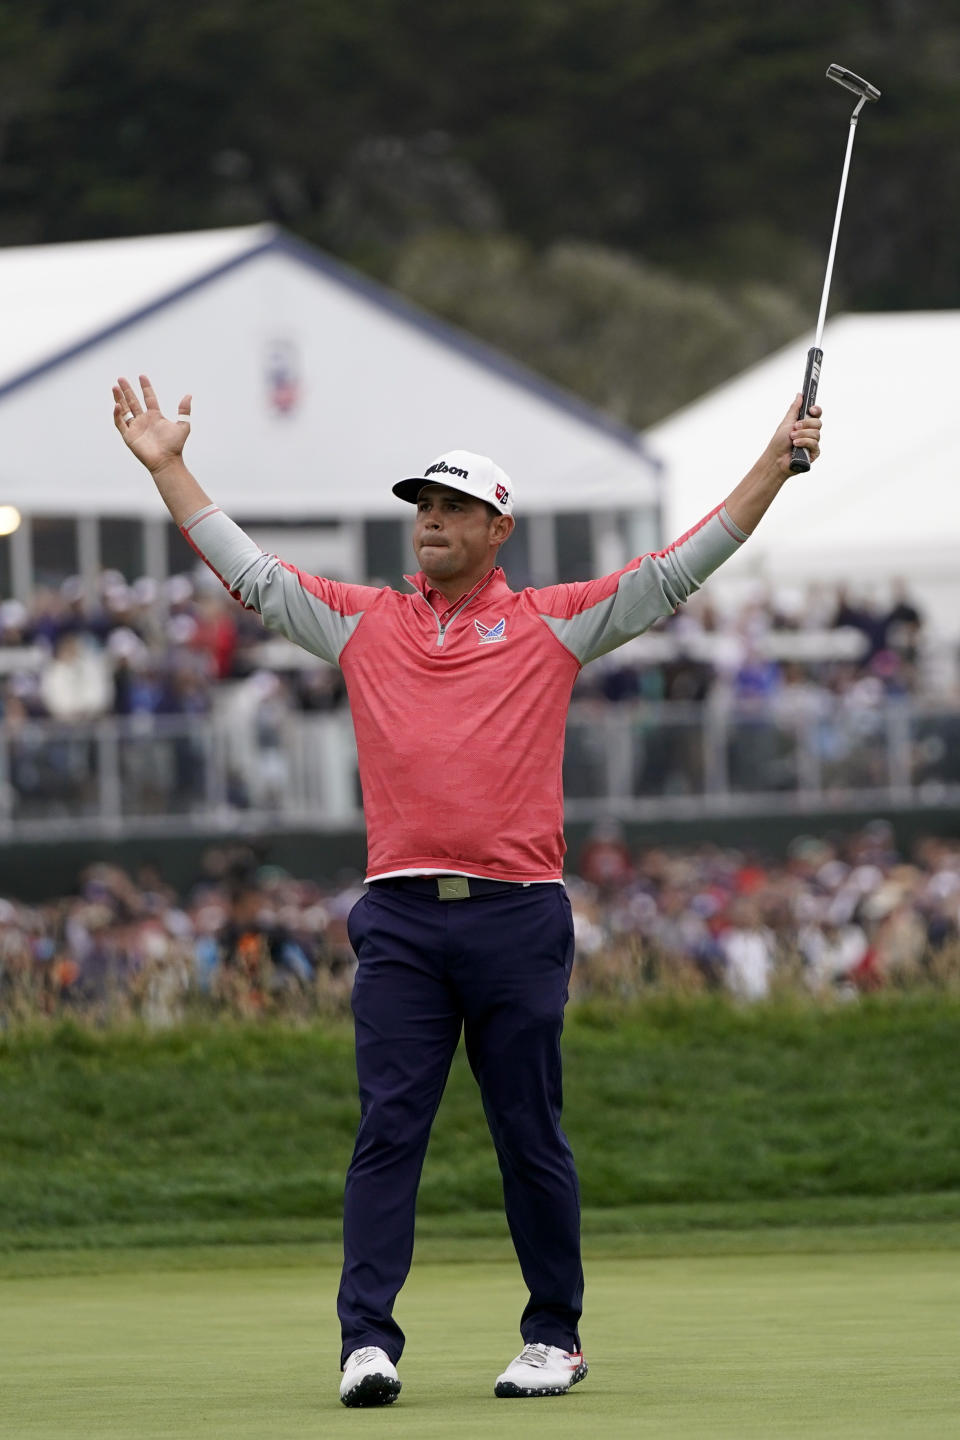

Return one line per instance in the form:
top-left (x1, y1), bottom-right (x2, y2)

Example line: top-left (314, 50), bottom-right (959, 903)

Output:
top-left (244, 520), bottom-right (357, 581)
top-left (364, 518), bottom-right (407, 587)
top-left (167, 520), bottom-right (192, 577)
top-left (32, 516), bottom-right (77, 588)
top-left (555, 511), bottom-right (593, 582)
top-left (502, 515), bottom-right (532, 588)
top-left (628, 506), bottom-right (662, 557)
top-left (100, 518), bottom-right (144, 580)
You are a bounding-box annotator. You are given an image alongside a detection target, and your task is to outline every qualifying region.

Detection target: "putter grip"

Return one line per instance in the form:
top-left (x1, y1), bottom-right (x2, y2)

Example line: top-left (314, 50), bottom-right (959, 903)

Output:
top-left (789, 346), bottom-right (823, 473)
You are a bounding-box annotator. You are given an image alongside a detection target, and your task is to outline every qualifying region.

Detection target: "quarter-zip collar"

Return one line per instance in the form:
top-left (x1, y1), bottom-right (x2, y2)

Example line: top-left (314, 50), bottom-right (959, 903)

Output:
top-left (405, 566), bottom-right (506, 620)
top-left (404, 567), bottom-right (509, 648)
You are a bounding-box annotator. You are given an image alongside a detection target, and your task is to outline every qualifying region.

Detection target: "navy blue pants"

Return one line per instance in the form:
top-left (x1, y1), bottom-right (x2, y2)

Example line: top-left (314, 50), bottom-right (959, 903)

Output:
top-left (337, 879), bottom-right (583, 1366)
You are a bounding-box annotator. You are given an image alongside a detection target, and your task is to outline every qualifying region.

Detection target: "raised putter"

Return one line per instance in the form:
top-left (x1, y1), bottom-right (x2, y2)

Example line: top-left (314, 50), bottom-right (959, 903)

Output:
top-left (790, 64), bottom-right (881, 473)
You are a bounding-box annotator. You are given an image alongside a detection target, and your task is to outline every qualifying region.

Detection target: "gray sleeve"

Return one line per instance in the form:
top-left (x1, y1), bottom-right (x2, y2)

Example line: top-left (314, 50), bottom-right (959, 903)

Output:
top-left (182, 504), bottom-right (374, 666)
top-left (538, 504), bottom-right (748, 664)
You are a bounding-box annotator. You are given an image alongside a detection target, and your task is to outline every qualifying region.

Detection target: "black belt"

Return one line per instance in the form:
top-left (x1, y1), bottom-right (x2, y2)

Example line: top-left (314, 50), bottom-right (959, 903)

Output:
top-left (369, 876), bottom-right (530, 902)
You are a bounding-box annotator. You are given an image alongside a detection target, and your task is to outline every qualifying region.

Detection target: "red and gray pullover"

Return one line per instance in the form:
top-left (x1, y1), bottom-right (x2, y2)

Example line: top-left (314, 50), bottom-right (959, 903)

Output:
top-left (182, 503), bottom-right (747, 882)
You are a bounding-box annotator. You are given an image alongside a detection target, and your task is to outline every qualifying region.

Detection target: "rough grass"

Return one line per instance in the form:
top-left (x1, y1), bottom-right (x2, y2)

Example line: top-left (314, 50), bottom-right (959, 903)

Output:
top-left (1, 996), bottom-right (959, 1250)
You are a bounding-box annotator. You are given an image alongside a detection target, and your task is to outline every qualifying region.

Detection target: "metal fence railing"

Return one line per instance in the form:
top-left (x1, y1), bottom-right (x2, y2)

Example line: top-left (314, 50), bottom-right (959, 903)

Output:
top-left (1, 698), bottom-right (960, 841)
top-left (563, 698), bottom-right (960, 819)
top-left (0, 711), bottom-right (361, 840)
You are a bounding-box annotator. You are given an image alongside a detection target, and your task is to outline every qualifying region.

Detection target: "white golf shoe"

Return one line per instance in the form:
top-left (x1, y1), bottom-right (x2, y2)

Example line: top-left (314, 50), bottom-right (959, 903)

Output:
top-left (494, 1341), bottom-right (588, 1397)
top-left (339, 1346), bottom-right (401, 1407)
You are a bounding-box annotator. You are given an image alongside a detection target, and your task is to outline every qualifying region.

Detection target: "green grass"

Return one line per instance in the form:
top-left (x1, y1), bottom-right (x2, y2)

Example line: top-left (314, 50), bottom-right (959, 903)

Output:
top-left (3, 1001), bottom-right (959, 1436)
top-left (2, 1242), bottom-right (958, 1438)
top-left (2, 997), bottom-right (960, 1250)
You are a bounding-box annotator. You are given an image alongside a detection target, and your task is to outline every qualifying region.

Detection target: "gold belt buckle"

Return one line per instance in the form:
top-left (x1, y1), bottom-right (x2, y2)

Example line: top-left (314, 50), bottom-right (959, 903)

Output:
top-left (437, 876), bottom-right (471, 901)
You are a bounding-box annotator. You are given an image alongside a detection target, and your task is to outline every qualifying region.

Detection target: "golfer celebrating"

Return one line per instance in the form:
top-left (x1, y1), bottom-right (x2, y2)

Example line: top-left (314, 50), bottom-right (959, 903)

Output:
top-left (113, 375), bottom-right (821, 1406)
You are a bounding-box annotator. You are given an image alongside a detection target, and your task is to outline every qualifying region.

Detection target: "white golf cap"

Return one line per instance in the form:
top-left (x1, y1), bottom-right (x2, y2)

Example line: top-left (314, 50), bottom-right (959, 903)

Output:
top-left (393, 449), bottom-right (515, 515)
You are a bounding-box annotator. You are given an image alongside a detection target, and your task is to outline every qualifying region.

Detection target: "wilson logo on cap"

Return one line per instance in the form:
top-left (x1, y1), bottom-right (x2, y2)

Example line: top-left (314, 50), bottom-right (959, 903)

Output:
top-left (393, 449), bottom-right (515, 514)
top-left (425, 460), bottom-right (469, 480)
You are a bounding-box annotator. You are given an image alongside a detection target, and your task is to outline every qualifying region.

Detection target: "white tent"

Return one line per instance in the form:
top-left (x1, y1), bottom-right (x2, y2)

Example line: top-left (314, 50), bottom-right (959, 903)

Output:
top-left (0, 224), bottom-right (660, 520)
top-left (647, 311), bottom-right (958, 594)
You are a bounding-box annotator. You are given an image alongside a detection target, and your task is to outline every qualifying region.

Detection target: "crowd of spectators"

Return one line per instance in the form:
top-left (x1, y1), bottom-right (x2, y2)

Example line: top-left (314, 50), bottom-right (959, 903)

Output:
top-left (0, 567), bottom-right (949, 821)
top-left (0, 569), bottom-right (346, 731)
top-left (578, 580), bottom-right (930, 708)
top-left (0, 844), bottom-right (361, 1027)
top-left (0, 567), bottom-right (936, 737)
top-left (572, 818), bottom-right (960, 1001)
top-left (2, 822), bottom-right (960, 1027)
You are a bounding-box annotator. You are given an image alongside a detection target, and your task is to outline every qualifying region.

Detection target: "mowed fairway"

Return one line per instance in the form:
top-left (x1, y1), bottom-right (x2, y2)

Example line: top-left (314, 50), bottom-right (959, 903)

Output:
top-left (2, 1240), bottom-right (957, 1439)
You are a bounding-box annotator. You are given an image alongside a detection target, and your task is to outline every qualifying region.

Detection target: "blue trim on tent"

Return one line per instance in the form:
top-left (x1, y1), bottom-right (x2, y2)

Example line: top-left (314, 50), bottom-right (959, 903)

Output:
top-left (0, 225), bottom-right (660, 469)
top-left (0, 231), bottom-right (278, 404)
top-left (267, 230), bottom-right (658, 463)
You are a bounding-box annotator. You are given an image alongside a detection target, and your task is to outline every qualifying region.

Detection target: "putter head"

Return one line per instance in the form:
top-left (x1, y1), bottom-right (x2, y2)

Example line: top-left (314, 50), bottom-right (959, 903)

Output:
top-left (826, 63), bottom-right (881, 103)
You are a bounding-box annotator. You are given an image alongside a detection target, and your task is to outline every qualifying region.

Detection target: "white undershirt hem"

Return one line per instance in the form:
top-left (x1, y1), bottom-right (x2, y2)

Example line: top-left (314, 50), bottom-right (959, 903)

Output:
top-left (366, 867), bottom-right (562, 886)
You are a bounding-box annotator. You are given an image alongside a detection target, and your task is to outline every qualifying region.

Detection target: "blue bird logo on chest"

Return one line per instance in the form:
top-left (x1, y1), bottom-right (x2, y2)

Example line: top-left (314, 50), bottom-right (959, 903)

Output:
top-left (474, 617), bottom-right (506, 645)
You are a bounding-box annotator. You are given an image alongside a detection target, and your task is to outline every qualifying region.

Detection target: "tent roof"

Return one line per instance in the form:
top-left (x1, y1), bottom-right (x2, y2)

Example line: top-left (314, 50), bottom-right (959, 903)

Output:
top-left (0, 227), bottom-right (260, 391)
top-left (647, 310), bottom-right (957, 575)
top-left (0, 225), bottom-right (660, 518)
